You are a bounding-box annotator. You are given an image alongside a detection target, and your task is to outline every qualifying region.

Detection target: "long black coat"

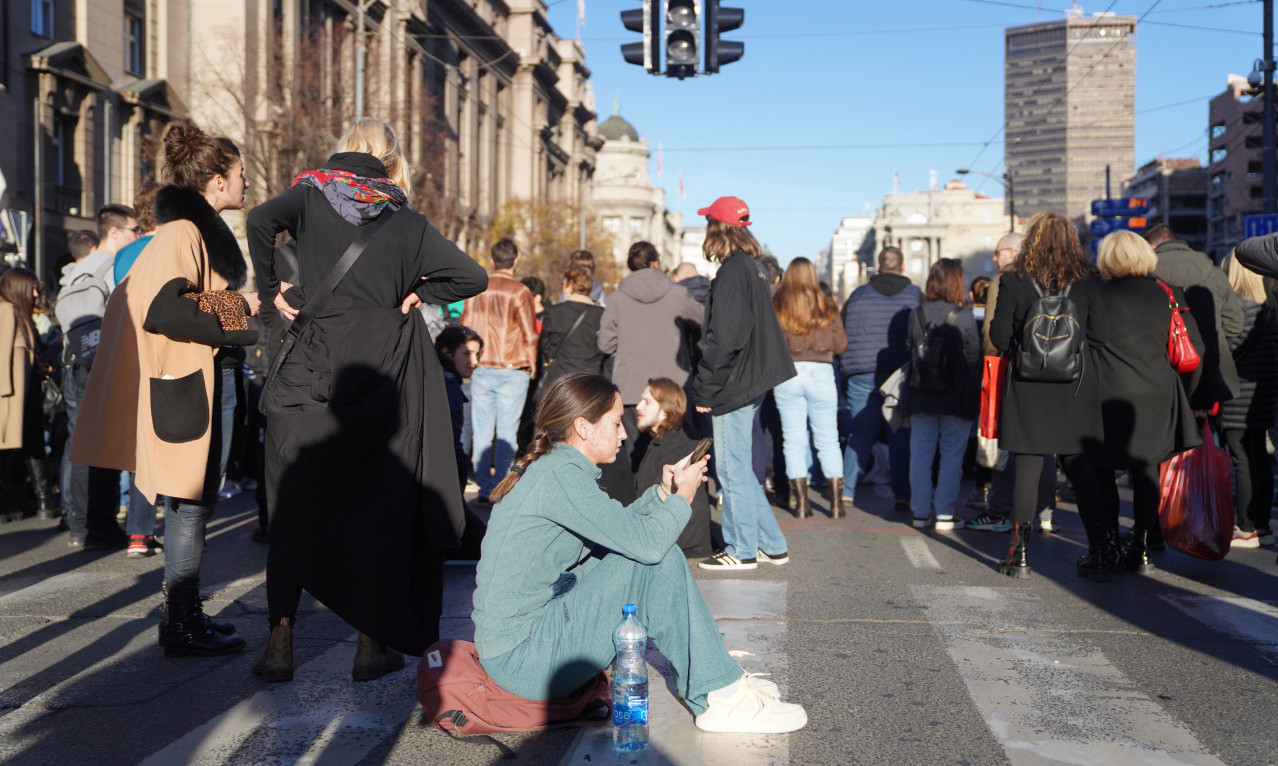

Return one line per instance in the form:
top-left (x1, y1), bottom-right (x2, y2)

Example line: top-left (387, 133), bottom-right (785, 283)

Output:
top-left (1219, 296), bottom-right (1278, 431)
top-left (1093, 276), bottom-right (1201, 469)
top-left (535, 298), bottom-right (606, 402)
top-left (989, 271), bottom-right (1107, 455)
top-left (632, 426), bottom-right (713, 557)
top-left (246, 152), bottom-right (488, 655)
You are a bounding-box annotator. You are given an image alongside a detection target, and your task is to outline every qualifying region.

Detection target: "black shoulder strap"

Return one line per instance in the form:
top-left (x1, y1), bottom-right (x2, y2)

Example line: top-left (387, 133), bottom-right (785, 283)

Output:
top-left (943, 307), bottom-right (962, 326)
top-left (290, 209), bottom-right (396, 332)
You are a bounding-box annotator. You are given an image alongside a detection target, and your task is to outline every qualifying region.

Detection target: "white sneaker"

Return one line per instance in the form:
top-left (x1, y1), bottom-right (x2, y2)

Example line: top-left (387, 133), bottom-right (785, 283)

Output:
top-left (698, 550), bottom-right (757, 571)
top-left (934, 518), bottom-right (965, 531)
top-left (695, 674), bottom-right (808, 733)
top-left (756, 549), bottom-right (790, 566)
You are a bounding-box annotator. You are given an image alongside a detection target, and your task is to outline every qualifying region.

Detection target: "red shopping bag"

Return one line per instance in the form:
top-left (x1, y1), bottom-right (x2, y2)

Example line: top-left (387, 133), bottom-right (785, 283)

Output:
top-left (1157, 421), bottom-right (1235, 560)
top-left (979, 355), bottom-right (1007, 439)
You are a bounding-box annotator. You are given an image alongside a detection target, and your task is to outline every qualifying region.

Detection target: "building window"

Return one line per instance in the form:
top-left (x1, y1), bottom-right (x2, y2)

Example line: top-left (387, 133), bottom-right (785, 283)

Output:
top-left (629, 218), bottom-right (644, 239)
top-left (1211, 123), bottom-right (1226, 139)
top-left (125, 14), bottom-right (143, 75)
top-left (31, 0), bottom-right (54, 37)
top-left (603, 217), bottom-right (621, 234)
top-left (1210, 147), bottom-right (1227, 165)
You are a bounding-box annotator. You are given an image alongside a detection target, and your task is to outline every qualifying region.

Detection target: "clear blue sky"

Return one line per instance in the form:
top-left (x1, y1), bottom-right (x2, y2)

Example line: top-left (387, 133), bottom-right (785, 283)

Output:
top-left (544, 0), bottom-right (1266, 262)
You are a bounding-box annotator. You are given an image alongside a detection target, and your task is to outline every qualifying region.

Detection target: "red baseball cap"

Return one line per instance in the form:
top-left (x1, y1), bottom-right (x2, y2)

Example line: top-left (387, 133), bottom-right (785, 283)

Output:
top-left (697, 196), bottom-right (752, 226)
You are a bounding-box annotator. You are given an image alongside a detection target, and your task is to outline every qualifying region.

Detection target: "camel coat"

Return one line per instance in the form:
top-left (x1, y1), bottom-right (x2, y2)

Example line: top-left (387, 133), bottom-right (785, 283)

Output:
top-left (70, 189), bottom-right (256, 502)
top-left (0, 304), bottom-right (32, 450)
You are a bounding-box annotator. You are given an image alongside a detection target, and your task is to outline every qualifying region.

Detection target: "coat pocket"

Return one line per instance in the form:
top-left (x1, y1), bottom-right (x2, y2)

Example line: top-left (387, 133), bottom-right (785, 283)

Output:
top-left (149, 372), bottom-right (209, 443)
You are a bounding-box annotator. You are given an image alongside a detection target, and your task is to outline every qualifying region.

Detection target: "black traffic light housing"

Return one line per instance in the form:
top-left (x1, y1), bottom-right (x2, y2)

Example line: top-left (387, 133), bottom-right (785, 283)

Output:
top-left (620, 1), bottom-right (660, 73)
top-left (705, 0), bottom-right (744, 73)
top-left (664, 0), bottom-right (699, 80)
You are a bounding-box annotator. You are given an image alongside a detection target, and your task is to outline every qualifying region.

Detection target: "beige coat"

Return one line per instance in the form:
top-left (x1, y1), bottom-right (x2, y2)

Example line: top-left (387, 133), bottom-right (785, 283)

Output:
top-left (0, 303), bottom-right (32, 450)
top-left (69, 219), bottom-right (251, 502)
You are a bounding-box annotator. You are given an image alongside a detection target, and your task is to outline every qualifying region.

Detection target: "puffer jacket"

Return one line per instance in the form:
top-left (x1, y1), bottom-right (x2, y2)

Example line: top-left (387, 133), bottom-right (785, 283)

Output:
top-left (837, 273), bottom-right (921, 384)
top-left (1219, 296), bottom-right (1278, 431)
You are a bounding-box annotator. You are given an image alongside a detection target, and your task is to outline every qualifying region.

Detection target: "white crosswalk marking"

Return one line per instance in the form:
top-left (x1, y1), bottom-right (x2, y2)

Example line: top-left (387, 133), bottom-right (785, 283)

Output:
top-left (1160, 594), bottom-right (1278, 665)
top-left (913, 585), bottom-right (1229, 766)
top-left (561, 580), bottom-right (790, 766)
top-left (900, 536), bottom-right (942, 570)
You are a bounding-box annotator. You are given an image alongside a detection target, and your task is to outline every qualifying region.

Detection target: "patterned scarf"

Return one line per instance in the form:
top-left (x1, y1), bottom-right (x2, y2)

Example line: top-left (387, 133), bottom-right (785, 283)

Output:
top-left (292, 168), bottom-right (408, 225)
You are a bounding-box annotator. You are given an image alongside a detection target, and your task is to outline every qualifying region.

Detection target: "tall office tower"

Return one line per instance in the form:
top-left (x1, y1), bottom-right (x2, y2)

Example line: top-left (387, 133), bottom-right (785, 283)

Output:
top-left (1004, 9), bottom-right (1136, 222)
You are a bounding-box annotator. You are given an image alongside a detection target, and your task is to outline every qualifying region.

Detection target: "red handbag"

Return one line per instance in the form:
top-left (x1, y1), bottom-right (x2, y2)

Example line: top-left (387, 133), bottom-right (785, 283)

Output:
top-left (979, 355), bottom-right (1007, 439)
top-left (1157, 281), bottom-right (1200, 374)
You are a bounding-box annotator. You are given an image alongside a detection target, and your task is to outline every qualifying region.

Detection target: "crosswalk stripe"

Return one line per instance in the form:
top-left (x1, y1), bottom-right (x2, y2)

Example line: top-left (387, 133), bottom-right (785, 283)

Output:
top-left (560, 580), bottom-right (790, 766)
top-left (900, 536), bottom-right (942, 570)
top-left (1160, 594), bottom-right (1278, 665)
top-left (913, 585), bottom-right (1229, 766)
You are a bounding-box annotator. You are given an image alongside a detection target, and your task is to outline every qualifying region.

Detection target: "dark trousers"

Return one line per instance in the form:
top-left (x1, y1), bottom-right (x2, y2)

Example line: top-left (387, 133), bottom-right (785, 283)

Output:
top-left (1222, 428), bottom-right (1273, 532)
top-left (1013, 453), bottom-right (1098, 526)
top-left (989, 454), bottom-right (1055, 516)
top-left (1095, 462), bottom-right (1161, 534)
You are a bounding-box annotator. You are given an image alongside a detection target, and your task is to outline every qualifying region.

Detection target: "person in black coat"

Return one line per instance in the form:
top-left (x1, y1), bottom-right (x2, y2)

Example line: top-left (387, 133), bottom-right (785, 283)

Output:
top-left (989, 212), bottom-right (1108, 580)
top-left (1218, 253), bottom-right (1278, 547)
top-left (245, 120), bottom-right (489, 682)
top-left (1092, 232), bottom-right (1202, 574)
top-left (534, 267), bottom-right (608, 403)
top-left (633, 377), bottom-right (714, 557)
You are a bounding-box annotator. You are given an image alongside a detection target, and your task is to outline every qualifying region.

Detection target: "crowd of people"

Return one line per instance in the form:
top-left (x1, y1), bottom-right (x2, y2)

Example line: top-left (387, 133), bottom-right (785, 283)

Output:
top-left (9, 111), bottom-right (1278, 735)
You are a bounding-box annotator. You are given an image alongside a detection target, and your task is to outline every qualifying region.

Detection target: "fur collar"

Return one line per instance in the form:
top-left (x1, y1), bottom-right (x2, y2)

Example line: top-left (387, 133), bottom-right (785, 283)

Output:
top-left (153, 185), bottom-right (247, 290)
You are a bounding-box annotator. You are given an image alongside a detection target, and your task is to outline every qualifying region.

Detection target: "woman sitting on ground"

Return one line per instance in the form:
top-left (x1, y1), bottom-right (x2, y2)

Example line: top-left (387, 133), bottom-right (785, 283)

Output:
top-left (471, 372), bottom-right (807, 734)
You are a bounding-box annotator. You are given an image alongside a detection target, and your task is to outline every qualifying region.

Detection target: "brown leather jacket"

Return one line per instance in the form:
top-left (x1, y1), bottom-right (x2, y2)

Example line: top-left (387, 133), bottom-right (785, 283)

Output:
top-left (461, 271), bottom-right (539, 371)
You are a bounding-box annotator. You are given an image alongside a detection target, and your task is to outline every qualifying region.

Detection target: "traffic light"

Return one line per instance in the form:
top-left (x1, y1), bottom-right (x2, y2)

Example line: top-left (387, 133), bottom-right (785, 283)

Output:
top-left (620, 1), bottom-right (660, 74)
top-left (705, 0), bottom-right (744, 73)
top-left (665, 0), bottom-right (699, 80)
top-left (1089, 198), bottom-right (1149, 239)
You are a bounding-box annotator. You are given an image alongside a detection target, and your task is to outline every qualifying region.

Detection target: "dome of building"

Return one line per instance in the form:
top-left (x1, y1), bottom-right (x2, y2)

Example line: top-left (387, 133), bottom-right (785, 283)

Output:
top-left (598, 96), bottom-right (639, 142)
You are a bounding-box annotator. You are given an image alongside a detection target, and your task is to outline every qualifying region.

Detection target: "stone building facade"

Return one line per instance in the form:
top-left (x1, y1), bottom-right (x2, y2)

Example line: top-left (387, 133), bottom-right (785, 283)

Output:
top-left (1121, 157), bottom-right (1208, 253)
top-left (871, 180), bottom-right (1010, 284)
top-left (1207, 74), bottom-right (1266, 261)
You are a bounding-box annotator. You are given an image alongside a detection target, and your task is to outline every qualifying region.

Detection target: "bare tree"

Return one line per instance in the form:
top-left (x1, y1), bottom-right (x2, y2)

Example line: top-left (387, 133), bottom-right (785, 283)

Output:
top-left (486, 197), bottom-right (618, 292)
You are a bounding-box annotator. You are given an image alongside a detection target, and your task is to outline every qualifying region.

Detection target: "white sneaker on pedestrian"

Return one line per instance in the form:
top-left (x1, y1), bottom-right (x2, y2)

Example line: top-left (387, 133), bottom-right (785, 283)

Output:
top-left (695, 674), bottom-right (808, 733)
top-left (698, 550), bottom-right (757, 571)
top-left (756, 549), bottom-right (789, 566)
top-left (1231, 527), bottom-right (1261, 549)
top-left (934, 517), bottom-right (965, 531)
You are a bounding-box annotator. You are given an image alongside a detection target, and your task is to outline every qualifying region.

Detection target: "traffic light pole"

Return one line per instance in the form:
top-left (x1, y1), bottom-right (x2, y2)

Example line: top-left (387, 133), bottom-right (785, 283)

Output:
top-left (1264, 0), bottom-right (1275, 214)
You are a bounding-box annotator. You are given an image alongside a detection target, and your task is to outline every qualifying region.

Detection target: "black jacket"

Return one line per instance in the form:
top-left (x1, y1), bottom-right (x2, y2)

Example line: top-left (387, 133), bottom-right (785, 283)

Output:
top-left (990, 272), bottom-right (1107, 455)
top-left (693, 251), bottom-right (796, 414)
top-left (1238, 232), bottom-right (1278, 278)
top-left (903, 300), bottom-right (981, 419)
top-left (632, 426), bottom-right (713, 557)
top-left (1219, 296), bottom-right (1278, 431)
top-left (536, 298), bottom-right (607, 400)
top-left (1093, 276), bottom-right (1201, 469)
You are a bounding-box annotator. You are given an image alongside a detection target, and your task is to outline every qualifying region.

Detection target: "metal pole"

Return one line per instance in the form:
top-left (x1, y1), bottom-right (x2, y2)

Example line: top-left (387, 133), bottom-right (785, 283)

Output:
top-left (1264, 0), bottom-right (1276, 213)
top-left (1105, 165), bottom-right (1111, 200)
top-left (1005, 170), bottom-right (1015, 233)
top-left (354, 1), bottom-right (366, 118)
top-left (32, 97), bottom-right (42, 279)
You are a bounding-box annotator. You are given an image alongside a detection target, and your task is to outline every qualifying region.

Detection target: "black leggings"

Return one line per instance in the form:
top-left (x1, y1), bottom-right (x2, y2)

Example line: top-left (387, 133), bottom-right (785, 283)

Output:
top-left (1222, 428), bottom-right (1274, 532)
top-left (1013, 453), bottom-right (1101, 527)
top-left (1095, 462), bottom-right (1161, 533)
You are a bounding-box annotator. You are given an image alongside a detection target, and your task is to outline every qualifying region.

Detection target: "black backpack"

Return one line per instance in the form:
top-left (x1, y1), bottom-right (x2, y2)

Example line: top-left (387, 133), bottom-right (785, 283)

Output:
top-left (1015, 282), bottom-right (1084, 383)
top-left (909, 306), bottom-right (962, 393)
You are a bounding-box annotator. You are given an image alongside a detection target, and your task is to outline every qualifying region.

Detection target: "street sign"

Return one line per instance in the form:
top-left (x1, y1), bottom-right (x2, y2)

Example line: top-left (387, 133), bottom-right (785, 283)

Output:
top-left (1089, 216), bottom-right (1148, 238)
top-left (1244, 213), bottom-right (1278, 239)
top-left (1092, 198), bottom-right (1148, 217)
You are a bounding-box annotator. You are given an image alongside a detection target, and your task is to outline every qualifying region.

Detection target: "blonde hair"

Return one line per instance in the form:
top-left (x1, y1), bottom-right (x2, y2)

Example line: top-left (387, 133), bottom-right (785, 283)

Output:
top-left (336, 119), bottom-right (412, 199)
top-left (702, 218), bottom-right (761, 263)
top-left (1097, 230), bottom-right (1158, 280)
top-left (1223, 250), bottom-right (1268, 303)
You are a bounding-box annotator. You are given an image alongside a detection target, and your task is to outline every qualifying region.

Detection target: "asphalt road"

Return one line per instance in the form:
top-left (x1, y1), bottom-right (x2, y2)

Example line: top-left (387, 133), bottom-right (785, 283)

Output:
top-left (1, 478), bottom-right (1276, 766)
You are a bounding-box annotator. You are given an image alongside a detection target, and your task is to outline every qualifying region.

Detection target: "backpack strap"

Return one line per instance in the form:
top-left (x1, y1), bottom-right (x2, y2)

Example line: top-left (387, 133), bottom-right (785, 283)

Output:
top-left (432, 712), bottom-right (517, 759)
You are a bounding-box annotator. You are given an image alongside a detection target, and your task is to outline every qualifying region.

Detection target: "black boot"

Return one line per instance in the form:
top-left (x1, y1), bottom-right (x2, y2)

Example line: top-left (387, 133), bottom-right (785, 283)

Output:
top-left (198, 595), bottom-right (236, 636)
top-left (25, 457), bottom-right (59, 520)
top-left (1147, 524), bottom-right (1166, 552)
top-left (252, 618), bottom-right (294, 682)
top-left (789, 478), bottom-right (811, 519)
top-left (1076, 526), bottom-right (1111, 583)
top-left (159, 586), bottom-right (245, 657)
top-left (352, 632), bottom-right (403, 681)
top-left (827, 477), bottom-right (845, 519)
top-left (999, 521), bottom-right (1032, 579)
top-left (1124, 527), bottom-right (1155, 574)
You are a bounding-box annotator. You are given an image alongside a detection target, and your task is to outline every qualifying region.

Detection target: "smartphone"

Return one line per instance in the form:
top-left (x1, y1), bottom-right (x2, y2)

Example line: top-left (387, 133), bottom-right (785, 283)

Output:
top-left (689, 437), bottom-right (713, 463)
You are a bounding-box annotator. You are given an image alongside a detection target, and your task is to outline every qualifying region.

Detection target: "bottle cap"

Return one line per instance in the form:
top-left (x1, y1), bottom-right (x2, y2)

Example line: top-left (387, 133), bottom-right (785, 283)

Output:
top-left (622, 603), bottom-right (636, 615)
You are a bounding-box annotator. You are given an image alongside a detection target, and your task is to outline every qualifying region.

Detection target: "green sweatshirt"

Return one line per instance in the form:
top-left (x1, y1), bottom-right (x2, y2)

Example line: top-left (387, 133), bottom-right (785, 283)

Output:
top-left (471, 442), bottom-right (691, 659)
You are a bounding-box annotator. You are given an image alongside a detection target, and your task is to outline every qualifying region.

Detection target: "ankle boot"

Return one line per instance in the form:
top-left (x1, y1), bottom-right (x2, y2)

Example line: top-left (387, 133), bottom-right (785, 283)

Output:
top-left (159, 586), bottom-right (246, 657)
top-left (1124, 527), bottom-right (1155, 573)
top-left (998, 521), bottom-right (1032, 579)
top-left (352, 632), bottom-right (404, 681)
top-left (1075, 526), bottom-right (1111, 583)
top-left (789, 478), bottom-right (811, 519)
top-left (25, 457), bottom-right (59, 519)
top-left (197, 594), bottom-right (236, 636)
top-left (252, 618), bottom-right (294, 682)
top-left (827, 478), bottom-right (845, 519)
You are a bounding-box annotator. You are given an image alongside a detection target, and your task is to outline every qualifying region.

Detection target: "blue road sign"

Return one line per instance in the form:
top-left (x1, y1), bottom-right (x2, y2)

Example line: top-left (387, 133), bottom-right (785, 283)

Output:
top-left (1244, 213), bottom-right (1278, 239)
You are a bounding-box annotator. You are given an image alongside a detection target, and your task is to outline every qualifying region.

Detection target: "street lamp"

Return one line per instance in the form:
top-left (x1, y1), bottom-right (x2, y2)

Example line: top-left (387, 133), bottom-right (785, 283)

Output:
top-left (957, 168), bottom-right (1016, 233)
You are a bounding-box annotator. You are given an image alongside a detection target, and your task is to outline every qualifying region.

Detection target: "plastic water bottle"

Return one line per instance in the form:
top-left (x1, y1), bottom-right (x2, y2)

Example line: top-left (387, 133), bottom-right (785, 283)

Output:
top-left (612, 603), bottom-right (649, 751)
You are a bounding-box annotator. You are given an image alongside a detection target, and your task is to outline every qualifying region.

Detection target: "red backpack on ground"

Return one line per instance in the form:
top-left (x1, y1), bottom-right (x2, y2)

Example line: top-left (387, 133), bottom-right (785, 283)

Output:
top-left (417, 639), bottom-right (610, 739)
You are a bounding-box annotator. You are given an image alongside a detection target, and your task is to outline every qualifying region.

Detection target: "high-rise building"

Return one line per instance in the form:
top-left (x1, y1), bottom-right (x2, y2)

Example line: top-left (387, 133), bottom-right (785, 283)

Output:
top-left (1005, 9), bottom-right (1136, 221)
top-left (1207, 74), bottom-right (1266, 261)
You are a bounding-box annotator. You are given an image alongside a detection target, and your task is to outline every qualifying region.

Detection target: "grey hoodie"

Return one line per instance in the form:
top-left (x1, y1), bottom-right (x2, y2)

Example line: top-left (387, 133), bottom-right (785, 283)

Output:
top-left (597, 268), bottom-right (704, 404)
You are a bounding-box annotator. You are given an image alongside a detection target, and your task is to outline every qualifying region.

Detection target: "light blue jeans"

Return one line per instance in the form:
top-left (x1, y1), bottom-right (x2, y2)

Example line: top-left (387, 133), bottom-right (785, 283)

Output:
top-left (843, 372), bottom-right (911, 501)
top-left (470, 366), bottom-right (530, 496)
top-left (714, 396), bottom-right (788, 560)
top-left (774, 362), bottom-right (843, 481)
top-left (908, 413), bottom-right (971, 521)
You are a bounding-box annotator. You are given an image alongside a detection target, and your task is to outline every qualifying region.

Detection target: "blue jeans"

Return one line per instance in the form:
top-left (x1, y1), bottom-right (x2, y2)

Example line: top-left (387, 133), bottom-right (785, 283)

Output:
top-left (470, 366), bottom-right (530, 496)
top-left (842, 373), bottom-right (910, 501)
top-left (774, 362), bottom-right (843, 481)
top-left (124, 476), bottom-right (156, 537)
top-left (713, 396), bottom-right (788, 559)
top-left (908, 413), bottom-right (972, 520)
top-left (165, 367), bottom-right (235, 600)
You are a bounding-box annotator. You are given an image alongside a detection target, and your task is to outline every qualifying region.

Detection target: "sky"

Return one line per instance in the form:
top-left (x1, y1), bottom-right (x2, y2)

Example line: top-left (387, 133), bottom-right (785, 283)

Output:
top-left (542, 0), bottom-right (1267, 263)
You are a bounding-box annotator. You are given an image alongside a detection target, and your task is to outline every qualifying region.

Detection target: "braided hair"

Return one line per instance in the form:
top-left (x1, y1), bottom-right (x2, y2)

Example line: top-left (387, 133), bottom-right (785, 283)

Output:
top-left (489, 372), bottom-right (619, 501)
